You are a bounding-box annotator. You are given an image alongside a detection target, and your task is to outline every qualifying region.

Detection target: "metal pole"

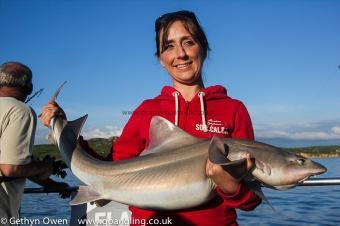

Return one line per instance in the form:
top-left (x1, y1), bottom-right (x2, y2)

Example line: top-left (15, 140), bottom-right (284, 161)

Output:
top-left (299, 177), bottom-right (340, 186)
top-left (22, 177), bottom-right (340, 194)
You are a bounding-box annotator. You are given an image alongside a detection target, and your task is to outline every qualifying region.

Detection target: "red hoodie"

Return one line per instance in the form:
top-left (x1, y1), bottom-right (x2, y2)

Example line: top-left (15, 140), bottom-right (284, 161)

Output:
top-left (109, 85), bottom-right (261, 226)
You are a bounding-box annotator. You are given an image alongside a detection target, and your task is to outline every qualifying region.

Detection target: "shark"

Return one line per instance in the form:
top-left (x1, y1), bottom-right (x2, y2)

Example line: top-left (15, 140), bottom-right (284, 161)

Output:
top-left (48, 113), bottom-right (327, 210)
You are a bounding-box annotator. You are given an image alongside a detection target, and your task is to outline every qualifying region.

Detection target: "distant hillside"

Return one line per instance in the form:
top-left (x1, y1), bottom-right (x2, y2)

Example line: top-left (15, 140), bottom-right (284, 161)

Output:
top-left (33, 137), bottom-right (340, 160)
top-left (33, 137), bottom-right (116, 160)
top-left (286, 145), bottom-right (340, 158)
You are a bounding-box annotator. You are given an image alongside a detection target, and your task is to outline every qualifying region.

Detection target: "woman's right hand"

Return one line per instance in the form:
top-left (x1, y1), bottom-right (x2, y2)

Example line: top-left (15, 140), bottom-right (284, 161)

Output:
top-left (40, 101), bottom-right (66, 128)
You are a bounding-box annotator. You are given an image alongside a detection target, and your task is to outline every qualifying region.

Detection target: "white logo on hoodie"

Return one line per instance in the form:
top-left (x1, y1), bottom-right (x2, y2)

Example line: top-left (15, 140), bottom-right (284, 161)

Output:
top-left (195, 119), bottom-right (229, 135)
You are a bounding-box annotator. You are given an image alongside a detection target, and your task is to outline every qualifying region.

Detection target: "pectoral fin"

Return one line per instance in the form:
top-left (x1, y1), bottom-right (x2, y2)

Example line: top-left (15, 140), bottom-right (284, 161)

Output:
top-left (208, 136), bottom-right (248, 180)
top-left (70, 186), bottom-right (106, 206)
top-left (245, 180), bottom-right (275, 211)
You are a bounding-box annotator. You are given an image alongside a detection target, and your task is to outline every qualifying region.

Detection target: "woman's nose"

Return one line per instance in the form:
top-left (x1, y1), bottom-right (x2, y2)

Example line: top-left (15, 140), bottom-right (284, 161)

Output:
top-left (176, 46), bottom-right (187, 58)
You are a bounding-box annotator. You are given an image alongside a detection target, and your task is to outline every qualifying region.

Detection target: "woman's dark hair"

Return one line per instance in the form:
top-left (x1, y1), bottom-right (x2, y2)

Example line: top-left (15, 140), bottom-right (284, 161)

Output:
top-left (155, 10), bottom-right (210, 59)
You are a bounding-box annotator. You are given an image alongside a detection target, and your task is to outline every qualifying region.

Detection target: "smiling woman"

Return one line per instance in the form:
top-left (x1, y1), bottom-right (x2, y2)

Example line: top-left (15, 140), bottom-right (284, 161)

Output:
top-left (159, 21), bottom-right (204, 88)
top-left (155, 10), bottom-right (209, 101)
top-left (40, 10), bottom-right (261, 226)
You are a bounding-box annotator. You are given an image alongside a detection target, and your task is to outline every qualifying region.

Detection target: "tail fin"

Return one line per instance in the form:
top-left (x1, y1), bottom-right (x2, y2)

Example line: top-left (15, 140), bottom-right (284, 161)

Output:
top-left (49, 115), bottom-right (88, 145)
top-left (50, 81), bottom-right (67, 102)
top-left (66, 115), bottom-right (88, 139)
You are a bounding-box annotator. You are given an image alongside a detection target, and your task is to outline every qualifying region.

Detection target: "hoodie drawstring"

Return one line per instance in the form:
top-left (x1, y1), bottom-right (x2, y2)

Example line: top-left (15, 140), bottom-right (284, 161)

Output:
top-left (172, 91), bottom-right (180, 126)
top-left (198, 92), bottom-right (208, 132)
top-left (172, 91), bottom-right (208, 133)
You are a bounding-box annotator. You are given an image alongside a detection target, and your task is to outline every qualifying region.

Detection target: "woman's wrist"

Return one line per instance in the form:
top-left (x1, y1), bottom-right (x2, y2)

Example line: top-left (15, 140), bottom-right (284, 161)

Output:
top-left (218, 180), bottom-right (240, 195)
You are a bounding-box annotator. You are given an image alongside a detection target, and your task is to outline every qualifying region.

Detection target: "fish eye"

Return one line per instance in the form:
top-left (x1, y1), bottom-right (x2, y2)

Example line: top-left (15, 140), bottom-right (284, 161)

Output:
top-left (296, 158), bottom-right (305, 166)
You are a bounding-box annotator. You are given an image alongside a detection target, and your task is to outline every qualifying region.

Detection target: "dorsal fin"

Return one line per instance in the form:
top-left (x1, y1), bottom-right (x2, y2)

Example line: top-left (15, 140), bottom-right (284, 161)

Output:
top-left (141, 116), bottom-right (200, 155)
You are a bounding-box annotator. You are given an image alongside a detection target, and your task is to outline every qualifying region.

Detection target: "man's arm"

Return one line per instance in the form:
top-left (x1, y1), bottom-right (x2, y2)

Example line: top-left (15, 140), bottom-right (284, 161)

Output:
top-left (0, 159), bottom-right (53, 179)
top-left (0, 160), bottom-right (71, 198)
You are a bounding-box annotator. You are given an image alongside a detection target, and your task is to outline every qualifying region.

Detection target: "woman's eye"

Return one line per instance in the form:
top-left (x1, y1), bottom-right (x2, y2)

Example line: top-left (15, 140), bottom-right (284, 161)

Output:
top-left (183, 40), bottom-right (195, 46)
top-left (164, 43), bottom-right (174, 50)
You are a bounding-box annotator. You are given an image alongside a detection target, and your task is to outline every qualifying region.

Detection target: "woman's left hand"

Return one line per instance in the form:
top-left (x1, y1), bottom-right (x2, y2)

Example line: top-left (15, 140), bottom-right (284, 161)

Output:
top-left (206, 153), bottom-right (253, 195)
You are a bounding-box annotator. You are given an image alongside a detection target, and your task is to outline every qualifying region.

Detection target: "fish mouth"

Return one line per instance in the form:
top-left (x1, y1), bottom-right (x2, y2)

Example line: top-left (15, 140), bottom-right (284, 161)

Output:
top-left (297, 165), bottom-right (327, 184)
top-left (298, 176), bottom-right (311, 184)
top-left (317, 165), bottom-right (327, 174)
top-left (312, 162), bottom-right (328, 175)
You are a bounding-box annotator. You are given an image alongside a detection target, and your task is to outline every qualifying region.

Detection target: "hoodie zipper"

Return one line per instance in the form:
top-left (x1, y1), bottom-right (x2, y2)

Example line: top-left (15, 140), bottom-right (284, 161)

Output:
top-left (183, 101), bottom-right (190, 130)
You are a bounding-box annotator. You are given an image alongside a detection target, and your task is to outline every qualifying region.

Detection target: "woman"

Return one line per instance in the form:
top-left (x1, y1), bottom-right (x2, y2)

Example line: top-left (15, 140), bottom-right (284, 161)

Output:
top-left (41, 10), bottom-right (261, 226)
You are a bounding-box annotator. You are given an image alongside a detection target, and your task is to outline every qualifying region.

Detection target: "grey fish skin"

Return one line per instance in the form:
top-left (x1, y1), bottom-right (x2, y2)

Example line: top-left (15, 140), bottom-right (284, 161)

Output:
top-left (50, 115), bottom-right (326, 210)
top-left (218, 138), bottom-right (327, 190)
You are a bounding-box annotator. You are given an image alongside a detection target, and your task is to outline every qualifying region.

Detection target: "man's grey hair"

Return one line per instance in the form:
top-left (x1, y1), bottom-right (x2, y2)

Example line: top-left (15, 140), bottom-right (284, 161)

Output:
top-left (0, 62), bottom-right (32, 92)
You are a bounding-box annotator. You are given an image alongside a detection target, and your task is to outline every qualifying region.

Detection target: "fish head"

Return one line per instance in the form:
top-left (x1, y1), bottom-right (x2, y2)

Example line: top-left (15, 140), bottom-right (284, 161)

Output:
top-left (271, 153), bottom-right (327, 189)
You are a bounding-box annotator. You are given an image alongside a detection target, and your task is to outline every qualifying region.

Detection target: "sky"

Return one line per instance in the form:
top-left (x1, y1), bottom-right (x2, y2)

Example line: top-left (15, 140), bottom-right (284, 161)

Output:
top-left (1, 0), bottom-right (340, 147)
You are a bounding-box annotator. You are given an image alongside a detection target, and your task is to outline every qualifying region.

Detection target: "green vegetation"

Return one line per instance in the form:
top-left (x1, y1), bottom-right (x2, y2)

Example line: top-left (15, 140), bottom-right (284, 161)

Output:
top-left (84, 137), bottom-right (115, 158)
top-left (33, 137), bottom-right (340, 161)
top-left (33, 144), bottom-right (60, 160)
top-left (33, 137), bottom-right (115, 160)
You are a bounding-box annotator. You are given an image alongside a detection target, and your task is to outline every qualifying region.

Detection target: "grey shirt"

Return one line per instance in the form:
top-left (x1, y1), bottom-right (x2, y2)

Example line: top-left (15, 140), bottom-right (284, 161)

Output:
top-left (0, 97), bottom-right (36, 223)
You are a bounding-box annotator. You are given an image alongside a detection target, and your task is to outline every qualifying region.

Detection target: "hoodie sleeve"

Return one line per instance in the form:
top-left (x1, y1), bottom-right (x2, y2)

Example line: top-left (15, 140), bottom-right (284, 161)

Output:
top-left (220, 101), bottom-right (261, 210)
top-left (112, 102), bottom-right (147, 161)
top-left (232, 102), bottom-right (254, 140)
top-left (216, 184), bottom-right (262, 211)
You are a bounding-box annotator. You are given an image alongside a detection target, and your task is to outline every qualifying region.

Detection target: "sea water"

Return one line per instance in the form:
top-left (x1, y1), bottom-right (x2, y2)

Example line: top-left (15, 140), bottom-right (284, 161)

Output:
top-left (20, 158), bottom-right (340, 226)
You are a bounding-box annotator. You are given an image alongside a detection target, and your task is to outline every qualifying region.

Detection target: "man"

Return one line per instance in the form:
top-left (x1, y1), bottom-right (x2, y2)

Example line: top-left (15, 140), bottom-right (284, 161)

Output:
top-left (0, 61), bottom-right (67, 224)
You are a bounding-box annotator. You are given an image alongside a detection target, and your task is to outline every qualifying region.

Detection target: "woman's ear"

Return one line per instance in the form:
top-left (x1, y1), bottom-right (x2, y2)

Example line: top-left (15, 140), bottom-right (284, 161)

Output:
top-left (159, 58), bottom-right (165, 68)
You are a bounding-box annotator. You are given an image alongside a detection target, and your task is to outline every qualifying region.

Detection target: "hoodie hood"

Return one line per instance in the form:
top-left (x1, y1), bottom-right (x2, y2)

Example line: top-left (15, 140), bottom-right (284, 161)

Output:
top-left (156, 85), bottom-right (229, 101)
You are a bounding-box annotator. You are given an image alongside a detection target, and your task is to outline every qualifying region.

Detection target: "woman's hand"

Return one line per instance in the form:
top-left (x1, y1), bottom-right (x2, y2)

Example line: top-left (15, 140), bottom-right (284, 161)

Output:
top-left (40, 101), bottom-right (66, 128)
top-left (206, 153), bottom-right (253, 195)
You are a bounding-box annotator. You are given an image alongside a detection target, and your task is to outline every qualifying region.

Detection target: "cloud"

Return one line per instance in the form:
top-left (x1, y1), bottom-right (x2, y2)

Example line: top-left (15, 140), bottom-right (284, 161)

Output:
top-left (82, 121), bottom-right (340, 141)
top-left (34, 123), bottom-right (123, 144)
top-left (331, 126), bottom-right (340, 135)
top-left (81, 125), bottom-right (123, 139)
top-left (34, 124), bottom-right (50, 144)
top-left (255, 120), bottom-right (340, 141)
top-left (34, 118), bottom-right (340, 145)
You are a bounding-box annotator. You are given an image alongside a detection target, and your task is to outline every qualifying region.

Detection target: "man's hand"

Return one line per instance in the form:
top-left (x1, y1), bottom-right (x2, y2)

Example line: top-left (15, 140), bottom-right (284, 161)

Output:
top-left (33, 178), bottom-right (72, 199)
top-left (44, 181), bottom-right (72, 199)
top-left (29, 156), bottom-right (54, 181)
top-left (206, 153), bottom-right (253, 195)
top-left (40, 101), bottom-right (66, 128)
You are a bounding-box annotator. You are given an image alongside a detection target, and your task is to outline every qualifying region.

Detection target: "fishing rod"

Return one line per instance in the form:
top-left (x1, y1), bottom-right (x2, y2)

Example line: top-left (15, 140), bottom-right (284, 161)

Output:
top-left (23, 177), bottom-right (340, 194)
top-left (24, 186), bottom-right (78, 194)
top-left (25, 88), bottom-right (44, 104)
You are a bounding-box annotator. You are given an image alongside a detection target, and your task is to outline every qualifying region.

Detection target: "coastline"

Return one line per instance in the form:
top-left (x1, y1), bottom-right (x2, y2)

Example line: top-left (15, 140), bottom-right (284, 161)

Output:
top-left (33, 137), bottom-right (340, 160)
top-left (298, 153), bottom-right (340, 158)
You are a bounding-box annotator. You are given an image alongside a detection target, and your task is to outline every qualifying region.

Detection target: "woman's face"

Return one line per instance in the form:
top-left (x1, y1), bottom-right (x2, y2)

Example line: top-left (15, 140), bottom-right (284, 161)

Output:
top-left (159, 21), bottom-right (204, 86)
